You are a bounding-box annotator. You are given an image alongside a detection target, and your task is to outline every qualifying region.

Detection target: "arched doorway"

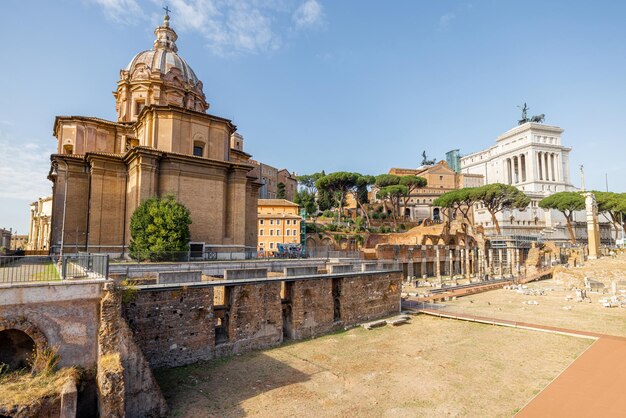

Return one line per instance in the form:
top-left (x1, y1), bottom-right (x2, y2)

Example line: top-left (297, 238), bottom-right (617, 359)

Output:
top-left (433, 208), bottom-right (440, 221)
top-left (0, 329), bottom-right (36, 371)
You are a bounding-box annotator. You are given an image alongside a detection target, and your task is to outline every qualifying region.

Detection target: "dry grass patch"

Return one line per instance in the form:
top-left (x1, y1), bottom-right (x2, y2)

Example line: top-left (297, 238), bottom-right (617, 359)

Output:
top-left (442, 278), bottom-right (626, 337)
top-left (156, 315), bottom-right (591, 417)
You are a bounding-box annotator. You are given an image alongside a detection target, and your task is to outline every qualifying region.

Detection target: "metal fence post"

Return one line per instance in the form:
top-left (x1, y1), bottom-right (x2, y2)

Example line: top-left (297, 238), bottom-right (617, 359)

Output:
top-left (61, 255), bottom-right (67, 280)
top-left (105, 254), bottom-right (110, 279)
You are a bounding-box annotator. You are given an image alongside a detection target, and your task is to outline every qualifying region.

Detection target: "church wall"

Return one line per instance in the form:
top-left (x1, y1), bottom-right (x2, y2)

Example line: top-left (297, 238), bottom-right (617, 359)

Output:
top-left (50, 158), bottom-right (90, 254)
top-left (157, 158), bottom-right (228, 244)
top-left (87, 156), bottom-right (127, 254)
top-left (245, 180), bottom-right (260, 249)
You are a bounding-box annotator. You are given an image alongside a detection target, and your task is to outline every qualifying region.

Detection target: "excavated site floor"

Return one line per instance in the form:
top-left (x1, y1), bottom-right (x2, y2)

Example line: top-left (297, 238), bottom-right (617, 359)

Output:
top-left (155, 315), bottom-right (590, 417)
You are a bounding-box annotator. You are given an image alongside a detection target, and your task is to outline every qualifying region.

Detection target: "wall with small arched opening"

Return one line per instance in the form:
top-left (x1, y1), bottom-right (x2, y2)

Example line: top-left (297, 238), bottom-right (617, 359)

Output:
top-left (0, 318), bottom-right (48, 371)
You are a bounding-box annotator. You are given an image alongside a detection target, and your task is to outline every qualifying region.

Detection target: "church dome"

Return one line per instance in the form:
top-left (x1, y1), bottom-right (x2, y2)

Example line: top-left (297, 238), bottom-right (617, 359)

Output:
top-left (125, 12), bottom-right (200, 86)
top-left (125, 49), bottom-right (199, 86)
top-left (114, 12), bottom-right (209, 122)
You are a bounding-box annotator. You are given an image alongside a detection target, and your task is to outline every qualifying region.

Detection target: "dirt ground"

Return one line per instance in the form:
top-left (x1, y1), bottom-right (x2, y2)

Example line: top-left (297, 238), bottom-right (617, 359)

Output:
top-left (155, 316), bottom-right (590, 417)
top-left (441, 278), bottom-right (626, 337)
top-left (553, 251), bottom-right (626, 288)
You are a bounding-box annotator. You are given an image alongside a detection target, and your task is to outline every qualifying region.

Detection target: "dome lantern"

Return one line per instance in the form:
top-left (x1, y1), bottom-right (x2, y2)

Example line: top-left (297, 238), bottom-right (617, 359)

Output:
top-left (114, 11), bottom-right (209, 122)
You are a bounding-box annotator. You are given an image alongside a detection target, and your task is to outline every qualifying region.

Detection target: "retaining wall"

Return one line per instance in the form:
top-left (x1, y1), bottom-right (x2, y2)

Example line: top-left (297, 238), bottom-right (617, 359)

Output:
top-left (122, 271), bottom-right (402, 368)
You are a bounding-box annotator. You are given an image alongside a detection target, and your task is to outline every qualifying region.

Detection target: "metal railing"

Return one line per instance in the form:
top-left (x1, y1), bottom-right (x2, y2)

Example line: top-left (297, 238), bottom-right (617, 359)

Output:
top-left (0, 254), bottom-right (109, 284)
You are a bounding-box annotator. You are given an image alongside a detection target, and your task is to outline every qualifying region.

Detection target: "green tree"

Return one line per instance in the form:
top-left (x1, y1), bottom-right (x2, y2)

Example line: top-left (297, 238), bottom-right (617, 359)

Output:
top-left (594, 191), bottom-right (626, 241)
top-left (129, 195), bottom-right (192, 261)
top-left (470, 184), bottom-right (530, 235)
top-left (316, 172), bottom-right (360, 223)
top-left (297, 172), bottom-right (325, 194)
top-left (539, 191), bottom-right (585, 243)
top-left (277, 182), bottom-right (286, 199)
top-left (399, 175), bottom-right (427, 213)
top-left (351, 174), bottom-right (376, 227)
top-left (433, 188), bottom-right (476, 224)
top-left (376, 184), bottom-right (409, 229)
top-left (294, 189), bottom-right (317, 217)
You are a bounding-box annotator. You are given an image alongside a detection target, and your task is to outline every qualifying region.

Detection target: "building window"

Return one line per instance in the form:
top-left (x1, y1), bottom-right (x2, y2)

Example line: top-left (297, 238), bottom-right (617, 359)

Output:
top-left (259, 229), bottom-right (264, 236)
top-left (63, 144), bottom-right (74, 155)
top-left (135, 100), bottom-right (145, 115)
top-left (270, 219), bottom-right (274, 225)
top-left (277, 219), bottom-right (281, 225)
top-left (276, 230), bottom-right (281, 236)
top-left (270, 243), bottom-right (274, 249)
top-left (259, 242), bottom-right (264, 246)
top-left (193, 145), bottom-right (204, 157)
top-left (270, 230), bottom-right (274, 236)
top-left (260, 219), bottom-right (264, 225)
top-left (293, 229), bottom-right (297, 236)
top-left (286, 230), bottom-right (290, 236)
top-left (286, 220), bottom-right (291, 225)
top-left (439, 176), bottom-right (443, 180)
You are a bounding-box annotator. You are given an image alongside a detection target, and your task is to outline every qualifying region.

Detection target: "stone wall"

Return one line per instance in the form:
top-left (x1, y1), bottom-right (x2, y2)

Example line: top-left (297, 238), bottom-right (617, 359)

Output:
top-left (98, 287), bottom-right (168, 418)
top-left (122, 271), bottom-right (402, 368)
top-left (122, 287), bottom-right (215, 369)
top-left (222, 282), bottom-right (282, 355)
top-left (0, 280), bottom-right (103, 368)
top-left (289, 278), bottom-right (334, 339)
top-left (340, 272), bottom-right (401, 324)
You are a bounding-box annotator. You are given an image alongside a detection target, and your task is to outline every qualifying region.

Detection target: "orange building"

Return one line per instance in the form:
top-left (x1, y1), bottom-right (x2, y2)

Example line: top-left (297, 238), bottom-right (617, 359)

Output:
top-left (257, 199), bottom-right (301, 255)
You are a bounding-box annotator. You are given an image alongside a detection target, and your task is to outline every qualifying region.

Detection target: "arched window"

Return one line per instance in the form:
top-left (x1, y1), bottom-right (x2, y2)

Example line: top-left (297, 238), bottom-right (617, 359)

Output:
top-left (63, 144), bottom-right (74, 155)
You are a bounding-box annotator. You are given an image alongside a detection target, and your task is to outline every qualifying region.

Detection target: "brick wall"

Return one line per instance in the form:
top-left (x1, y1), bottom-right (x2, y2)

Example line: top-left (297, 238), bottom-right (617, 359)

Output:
top-left (340, 272), bottom-right (401, 324)
top-left (122, 287), bottom-right (215, 368)
top-left (289, 278), bottom-right (334, 339)
top-left (122, 272), bottom-right (401, 368)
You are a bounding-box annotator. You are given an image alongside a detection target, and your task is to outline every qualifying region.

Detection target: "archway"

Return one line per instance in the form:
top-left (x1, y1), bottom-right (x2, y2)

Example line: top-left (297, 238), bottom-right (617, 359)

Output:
top-left (0, 329), bottom-right (36, 371)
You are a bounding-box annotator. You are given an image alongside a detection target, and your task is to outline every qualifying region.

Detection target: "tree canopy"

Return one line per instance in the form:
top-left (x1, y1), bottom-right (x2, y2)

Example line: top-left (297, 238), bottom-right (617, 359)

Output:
top-left (129, 195), bottom-right (192, 261)
top-left (470, 183), bottom-right (530, 234)
top-left (539, 191), bottom-right (585, 243)
top-left (432, 188), bottom-right (475, 223)
top-left (316, 172), bottom-right (361, 222)
top-left (276, 182), bottom-right (286, 199)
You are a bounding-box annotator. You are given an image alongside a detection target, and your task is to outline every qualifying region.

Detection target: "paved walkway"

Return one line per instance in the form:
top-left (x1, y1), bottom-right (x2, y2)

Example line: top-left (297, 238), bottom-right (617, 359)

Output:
top-left (411, 306), bottom-right (626, 417)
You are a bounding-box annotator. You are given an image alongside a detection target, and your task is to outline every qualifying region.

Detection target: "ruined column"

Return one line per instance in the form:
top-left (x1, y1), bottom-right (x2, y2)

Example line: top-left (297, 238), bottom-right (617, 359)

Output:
top-left (421, 246), bottom-right (427, 277)
top-left (435, 245), bottom-right (441, 283)
top-left (498, 248), bottom-right (504, 277)
top-left (488, 248), bottom-right (494, 277)
top-left (515, 248), bottom-right (520, 276)
top-left (448, 248), bottom-right (454, 277)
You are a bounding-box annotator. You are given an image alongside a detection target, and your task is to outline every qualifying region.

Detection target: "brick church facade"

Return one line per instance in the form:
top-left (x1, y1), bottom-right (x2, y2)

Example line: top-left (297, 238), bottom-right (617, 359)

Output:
top-left (48, 13), bottom-right (260, 259)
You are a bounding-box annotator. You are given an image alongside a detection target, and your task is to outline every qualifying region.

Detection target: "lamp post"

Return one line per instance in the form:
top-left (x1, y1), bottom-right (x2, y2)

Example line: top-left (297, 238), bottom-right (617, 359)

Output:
top-left (59, 160), bottom-right (69, 260)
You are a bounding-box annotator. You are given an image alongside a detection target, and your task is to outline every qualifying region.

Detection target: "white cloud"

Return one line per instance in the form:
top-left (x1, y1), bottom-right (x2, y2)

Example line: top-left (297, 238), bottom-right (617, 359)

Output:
top-left (439, 13), bottom-right (455, 29)
top-left (293, 0), bottom-right (324, 29)
top-left (90, 0), bottom-right (143, 24)
top-left (0, 132), bottom-right (54, 200)
top-left (91, 0), bottom-right (323, 55)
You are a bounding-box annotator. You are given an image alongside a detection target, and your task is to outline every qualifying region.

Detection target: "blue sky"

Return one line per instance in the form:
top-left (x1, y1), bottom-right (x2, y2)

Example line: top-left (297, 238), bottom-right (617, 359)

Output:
top-left (1, 0), bottom-right (626, 234)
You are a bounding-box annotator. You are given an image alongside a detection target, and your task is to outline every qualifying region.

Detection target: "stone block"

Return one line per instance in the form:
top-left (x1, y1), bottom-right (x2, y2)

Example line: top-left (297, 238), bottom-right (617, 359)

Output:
top-left (284, 266), bottom-right (318, 276)
top-left (224, 268), bottom-right (268, 280)
top-left (156, 270), bottom-right (202, 284)
top-left (361, 262), bottom-right (379, 272)
top-left (328, 264), bottom-right (353, 274)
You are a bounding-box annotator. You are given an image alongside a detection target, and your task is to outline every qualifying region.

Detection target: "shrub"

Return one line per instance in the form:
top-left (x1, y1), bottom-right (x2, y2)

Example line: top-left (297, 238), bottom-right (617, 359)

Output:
top-left (129, 194), bottom-right (192, 261)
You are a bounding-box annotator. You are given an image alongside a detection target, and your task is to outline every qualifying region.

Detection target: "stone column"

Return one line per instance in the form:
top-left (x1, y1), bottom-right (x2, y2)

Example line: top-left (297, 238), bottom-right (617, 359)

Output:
top-left (498, 248), bottom-right (504, 277)
top-left (448, 248), bottom-right (454, 277)
top-left (464, 248), bottom-right (471, 278)
top-left (488, 248), bottom-right (494, 276)
top-left (435, 245), bottom-right (442, 283)
top-left (585, 192), bottom-right (601, 259)
top-left (515, 248), bottom-right (520, 276)
top-left (421, 246), bottom-right (427, 277)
